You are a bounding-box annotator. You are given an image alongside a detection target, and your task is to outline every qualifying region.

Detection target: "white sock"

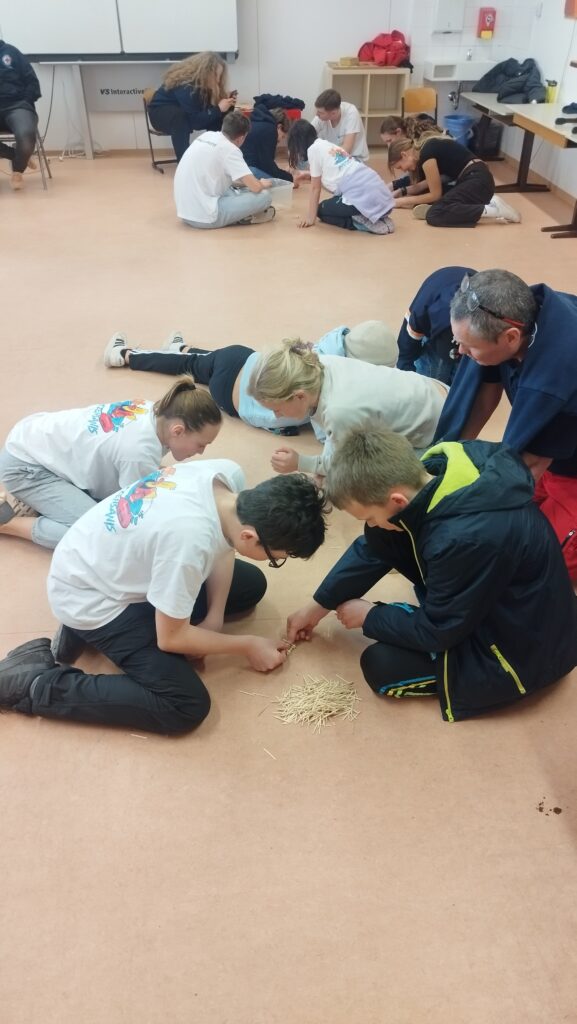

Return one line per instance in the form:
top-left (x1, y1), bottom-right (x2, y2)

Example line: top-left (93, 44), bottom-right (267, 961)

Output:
top-left (482, 204), bottom-right (499, 218)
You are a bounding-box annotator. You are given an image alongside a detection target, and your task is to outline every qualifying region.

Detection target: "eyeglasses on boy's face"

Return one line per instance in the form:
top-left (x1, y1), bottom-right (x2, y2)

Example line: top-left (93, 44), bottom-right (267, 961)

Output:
top-left (459, 274), bottom-right (527, 330)
top-left (258, 536), bottom-right (287, 569)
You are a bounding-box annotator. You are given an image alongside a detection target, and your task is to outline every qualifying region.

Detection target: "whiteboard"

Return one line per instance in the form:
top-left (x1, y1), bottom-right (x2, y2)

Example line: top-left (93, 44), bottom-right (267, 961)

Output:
top-left (0, 0), bottom-right (121, 55)
top-left (116, 0), bottom-right (238, 54)
top-left (0, 0), bottom-right (238, 58)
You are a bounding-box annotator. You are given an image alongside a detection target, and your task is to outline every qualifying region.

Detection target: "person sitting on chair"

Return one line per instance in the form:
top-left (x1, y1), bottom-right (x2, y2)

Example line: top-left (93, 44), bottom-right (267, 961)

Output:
top-left (147, 52), bottom-right (236, 162)
top-left (0, 38), bottom-right (41, 191)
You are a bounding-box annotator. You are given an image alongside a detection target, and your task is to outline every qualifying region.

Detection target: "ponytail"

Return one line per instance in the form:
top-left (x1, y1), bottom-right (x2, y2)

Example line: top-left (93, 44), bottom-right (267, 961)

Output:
top-left (153, 375), bottom-right (222, 431)
top-left (248, 339), bottom-right (323, 403)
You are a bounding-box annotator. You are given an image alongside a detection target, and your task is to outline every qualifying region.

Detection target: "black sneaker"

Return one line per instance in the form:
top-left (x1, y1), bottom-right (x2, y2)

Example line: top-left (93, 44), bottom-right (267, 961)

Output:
top-left (51, 624), bottom-right (86, 664)
top-left (0, 638), bottom-right (55, 707)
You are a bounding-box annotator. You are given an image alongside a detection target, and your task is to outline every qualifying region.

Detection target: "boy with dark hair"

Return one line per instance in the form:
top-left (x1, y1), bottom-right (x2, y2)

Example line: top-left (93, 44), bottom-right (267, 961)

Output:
top-left (312, 89), bottom-right (369, 161)
top-left (173, 110), bottom-right (275, 228)
top-left (287, 425), bottom-right (577, 722)
top-left (0, 462), bottom-right (328, 735)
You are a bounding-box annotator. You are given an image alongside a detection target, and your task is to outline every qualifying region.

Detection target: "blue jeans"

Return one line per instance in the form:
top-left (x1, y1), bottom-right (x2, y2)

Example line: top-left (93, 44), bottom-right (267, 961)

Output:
top-left (183, 187), bottom-right (272, 229)
top-left (0, 447), bottom-right (97, 548)
top-left (414, 346), bottom-right (457, 386)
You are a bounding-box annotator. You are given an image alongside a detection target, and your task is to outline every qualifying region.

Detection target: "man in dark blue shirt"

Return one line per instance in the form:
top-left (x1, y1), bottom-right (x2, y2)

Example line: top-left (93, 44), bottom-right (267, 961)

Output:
top-left (434, 268), bottom-right (577, 577)
top-left (0, 39), bottom-right (41, 190)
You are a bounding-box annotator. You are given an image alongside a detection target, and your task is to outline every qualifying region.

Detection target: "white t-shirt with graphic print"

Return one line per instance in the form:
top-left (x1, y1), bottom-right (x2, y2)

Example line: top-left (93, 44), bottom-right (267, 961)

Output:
top-left (48, 459), bottom-right (245, 630)
top-left (311, 102), bottom-right (369, 161)
top-left (5, 400), bottom-right (166, 498)
top-left (307, 138), bottom-right (364, 194)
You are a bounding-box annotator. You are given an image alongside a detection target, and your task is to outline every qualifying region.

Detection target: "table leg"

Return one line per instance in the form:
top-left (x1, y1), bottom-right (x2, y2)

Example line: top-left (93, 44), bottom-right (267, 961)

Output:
top-left (541, 198), bottom-right (577, 239)
top-left (496, 128), bottom-right (549, 193)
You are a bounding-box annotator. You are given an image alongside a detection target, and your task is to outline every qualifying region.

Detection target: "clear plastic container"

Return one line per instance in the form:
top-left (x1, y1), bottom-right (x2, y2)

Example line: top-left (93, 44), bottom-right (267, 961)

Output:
top-left (268, 180), bottom-right (293, 210)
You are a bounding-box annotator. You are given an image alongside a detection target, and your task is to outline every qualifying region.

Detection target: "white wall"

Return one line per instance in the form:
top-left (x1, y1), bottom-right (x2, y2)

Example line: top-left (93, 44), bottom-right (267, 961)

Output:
top-left (20, 0), bottom-right (577, 199)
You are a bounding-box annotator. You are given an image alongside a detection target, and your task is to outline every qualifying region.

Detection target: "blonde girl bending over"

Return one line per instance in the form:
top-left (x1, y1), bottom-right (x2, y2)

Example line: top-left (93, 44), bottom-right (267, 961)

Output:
top-left (248, 342), bottom-right (447, 479)
top-left (0, 378), bottom-right (222, 548)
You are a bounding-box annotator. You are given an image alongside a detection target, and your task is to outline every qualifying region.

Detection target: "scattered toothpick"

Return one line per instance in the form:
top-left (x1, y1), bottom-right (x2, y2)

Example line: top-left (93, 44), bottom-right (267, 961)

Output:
top-left (263, 747), bottom-right (277, 760)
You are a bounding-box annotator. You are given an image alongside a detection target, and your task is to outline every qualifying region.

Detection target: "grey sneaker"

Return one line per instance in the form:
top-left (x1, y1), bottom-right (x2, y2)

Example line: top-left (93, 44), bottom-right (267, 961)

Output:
top-left (352, 213), bottom-right (395, 235)
top-left (0, 482), bottom-right (37, 525)
top-left (0, 638), bottom-right (55, 707)
top-left (51, 624), bottom-right (86, 664)
top-left (104, 332), bottom-right (127, 367)
top-left (241, 206), bottom-right (276, 225)
top-left (162, 330), bottom-right (186, 353)
top-left (412, 204), bottom-right (431, 221)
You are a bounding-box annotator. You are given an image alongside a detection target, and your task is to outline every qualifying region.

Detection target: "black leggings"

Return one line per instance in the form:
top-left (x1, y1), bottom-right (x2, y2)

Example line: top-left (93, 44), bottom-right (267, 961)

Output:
top-left (129, 345), bottom-right (254, 417)
top-left (17, 559), bottom-right (267, 735)
top-left (425, 163), bottom-right (495, 228)
top-left (0, 106), bottom-right (38, 172)
top-left (317, 195), bottom-right (361, 230)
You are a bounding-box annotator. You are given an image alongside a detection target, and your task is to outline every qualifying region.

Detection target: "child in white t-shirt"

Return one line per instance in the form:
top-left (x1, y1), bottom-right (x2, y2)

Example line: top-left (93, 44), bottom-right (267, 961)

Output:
top-left (248, 341), bottom-right (448, 479)
top-left (0, 464), bottom-right (328, 736)
top-left (174, 109), bottom-right (275, 229)
top-left (0, 376), bottom-right (222, 549)
top-left (311, 89), bottom-right (369, 161)
top-left (288, 120), bottom-right (394, 235)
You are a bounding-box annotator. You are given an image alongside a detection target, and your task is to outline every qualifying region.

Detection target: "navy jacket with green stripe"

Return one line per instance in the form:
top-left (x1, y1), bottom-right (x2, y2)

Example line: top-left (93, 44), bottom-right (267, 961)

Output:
top-left (314, 440), bottom-right (577, 721)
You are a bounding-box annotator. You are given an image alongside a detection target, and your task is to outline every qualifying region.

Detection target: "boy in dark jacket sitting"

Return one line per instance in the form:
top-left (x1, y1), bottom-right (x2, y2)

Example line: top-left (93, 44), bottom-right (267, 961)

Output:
top-left (286, 425), bottom-right (577, 722)
top-left (241, 105), bottom-right (293, 182)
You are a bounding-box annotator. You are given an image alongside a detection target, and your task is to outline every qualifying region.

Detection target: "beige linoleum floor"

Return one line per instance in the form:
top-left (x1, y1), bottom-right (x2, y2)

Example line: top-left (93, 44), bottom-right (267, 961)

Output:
top-left (1, 150), bottom-right (577, 1024)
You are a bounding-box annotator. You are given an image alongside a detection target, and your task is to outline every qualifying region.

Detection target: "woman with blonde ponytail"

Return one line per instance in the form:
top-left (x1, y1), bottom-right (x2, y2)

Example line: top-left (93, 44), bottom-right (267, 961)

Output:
top-left (0, 377), bottom-right (222, 549)
top-left (248, 339), bottom-right (448, 479)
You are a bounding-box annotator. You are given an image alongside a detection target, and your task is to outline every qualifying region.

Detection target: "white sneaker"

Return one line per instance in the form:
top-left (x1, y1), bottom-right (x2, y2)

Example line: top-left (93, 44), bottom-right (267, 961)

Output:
top-left (0, 482), bottom-right (37, 525)
top-left (488, 194), bottom-right (522, 223)
top-left (162, 330), bottom-right (186, 353)
top-left (104, 332), bottom-right (127, 367)
top-left (412, 204), bottom-right (431, 221)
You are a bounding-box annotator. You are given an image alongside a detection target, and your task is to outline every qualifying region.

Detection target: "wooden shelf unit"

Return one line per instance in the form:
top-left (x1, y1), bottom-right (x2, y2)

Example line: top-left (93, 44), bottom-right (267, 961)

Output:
top-left (325, 63), bottom-right (411, 146)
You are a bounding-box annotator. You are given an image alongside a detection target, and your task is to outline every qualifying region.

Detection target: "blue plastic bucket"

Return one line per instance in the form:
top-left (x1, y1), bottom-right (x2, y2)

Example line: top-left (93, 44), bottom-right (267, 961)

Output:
top-left (443, 114), bottom-right (475, 147)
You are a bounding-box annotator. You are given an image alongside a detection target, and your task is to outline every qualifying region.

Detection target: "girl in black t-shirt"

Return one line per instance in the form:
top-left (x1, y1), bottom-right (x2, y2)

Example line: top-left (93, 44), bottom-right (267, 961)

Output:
top-left (388, 134), bottom-right (521, 227)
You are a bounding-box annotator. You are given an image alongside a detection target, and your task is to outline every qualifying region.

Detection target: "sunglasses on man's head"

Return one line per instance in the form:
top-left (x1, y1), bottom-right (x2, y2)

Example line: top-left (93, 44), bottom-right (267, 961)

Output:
top-left (459, 274), bottom-right (527, 330)
top-left (259, 536), bottom-right (287, 569)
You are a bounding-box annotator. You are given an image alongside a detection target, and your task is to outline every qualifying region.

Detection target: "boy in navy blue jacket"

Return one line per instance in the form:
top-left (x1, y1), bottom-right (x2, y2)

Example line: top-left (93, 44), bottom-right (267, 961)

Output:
top-left (0, 39), bottom-right (41, 190)
top-left (396, 265), bottom-right (476, 385)
top-left (434, 268), bottom-right (577, 578)
top-left (286, 425), bottom-right (577, 722)
top-left (241, 105), bottom-right (293, 182)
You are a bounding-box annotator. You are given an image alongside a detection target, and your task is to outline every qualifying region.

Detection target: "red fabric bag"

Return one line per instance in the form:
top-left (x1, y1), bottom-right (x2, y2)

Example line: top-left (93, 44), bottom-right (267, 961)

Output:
top-left (358, 31), bottom-right (410, 67)
top-left (533, 470), bottom-right (577, 580)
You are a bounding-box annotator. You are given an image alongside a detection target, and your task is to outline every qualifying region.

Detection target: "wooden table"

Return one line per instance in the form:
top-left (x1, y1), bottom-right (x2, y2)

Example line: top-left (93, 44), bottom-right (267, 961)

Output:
top-left (460, 91), bottom-right (549, 193)
top-left (506, 102), bottom-right (577, 238)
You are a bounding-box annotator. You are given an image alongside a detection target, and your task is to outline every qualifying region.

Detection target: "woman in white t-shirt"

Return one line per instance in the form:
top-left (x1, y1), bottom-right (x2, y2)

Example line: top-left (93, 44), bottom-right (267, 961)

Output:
top-left (287, 119), bottom-right (394, 235)
top-left (0, 377), bottom-right (222, 549)
top-left (248, 341), bottom-right (448, 479)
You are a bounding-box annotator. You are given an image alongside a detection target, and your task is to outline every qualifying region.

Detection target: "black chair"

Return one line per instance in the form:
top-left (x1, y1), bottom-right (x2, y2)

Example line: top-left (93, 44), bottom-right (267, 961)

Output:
top-left (143, 89), bottom-right (178, 174)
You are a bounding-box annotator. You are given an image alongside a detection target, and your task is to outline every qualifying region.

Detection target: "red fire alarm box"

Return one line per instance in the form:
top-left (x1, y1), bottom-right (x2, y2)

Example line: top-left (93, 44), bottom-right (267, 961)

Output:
top-left (477, 7), bottom-right (497, 38)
